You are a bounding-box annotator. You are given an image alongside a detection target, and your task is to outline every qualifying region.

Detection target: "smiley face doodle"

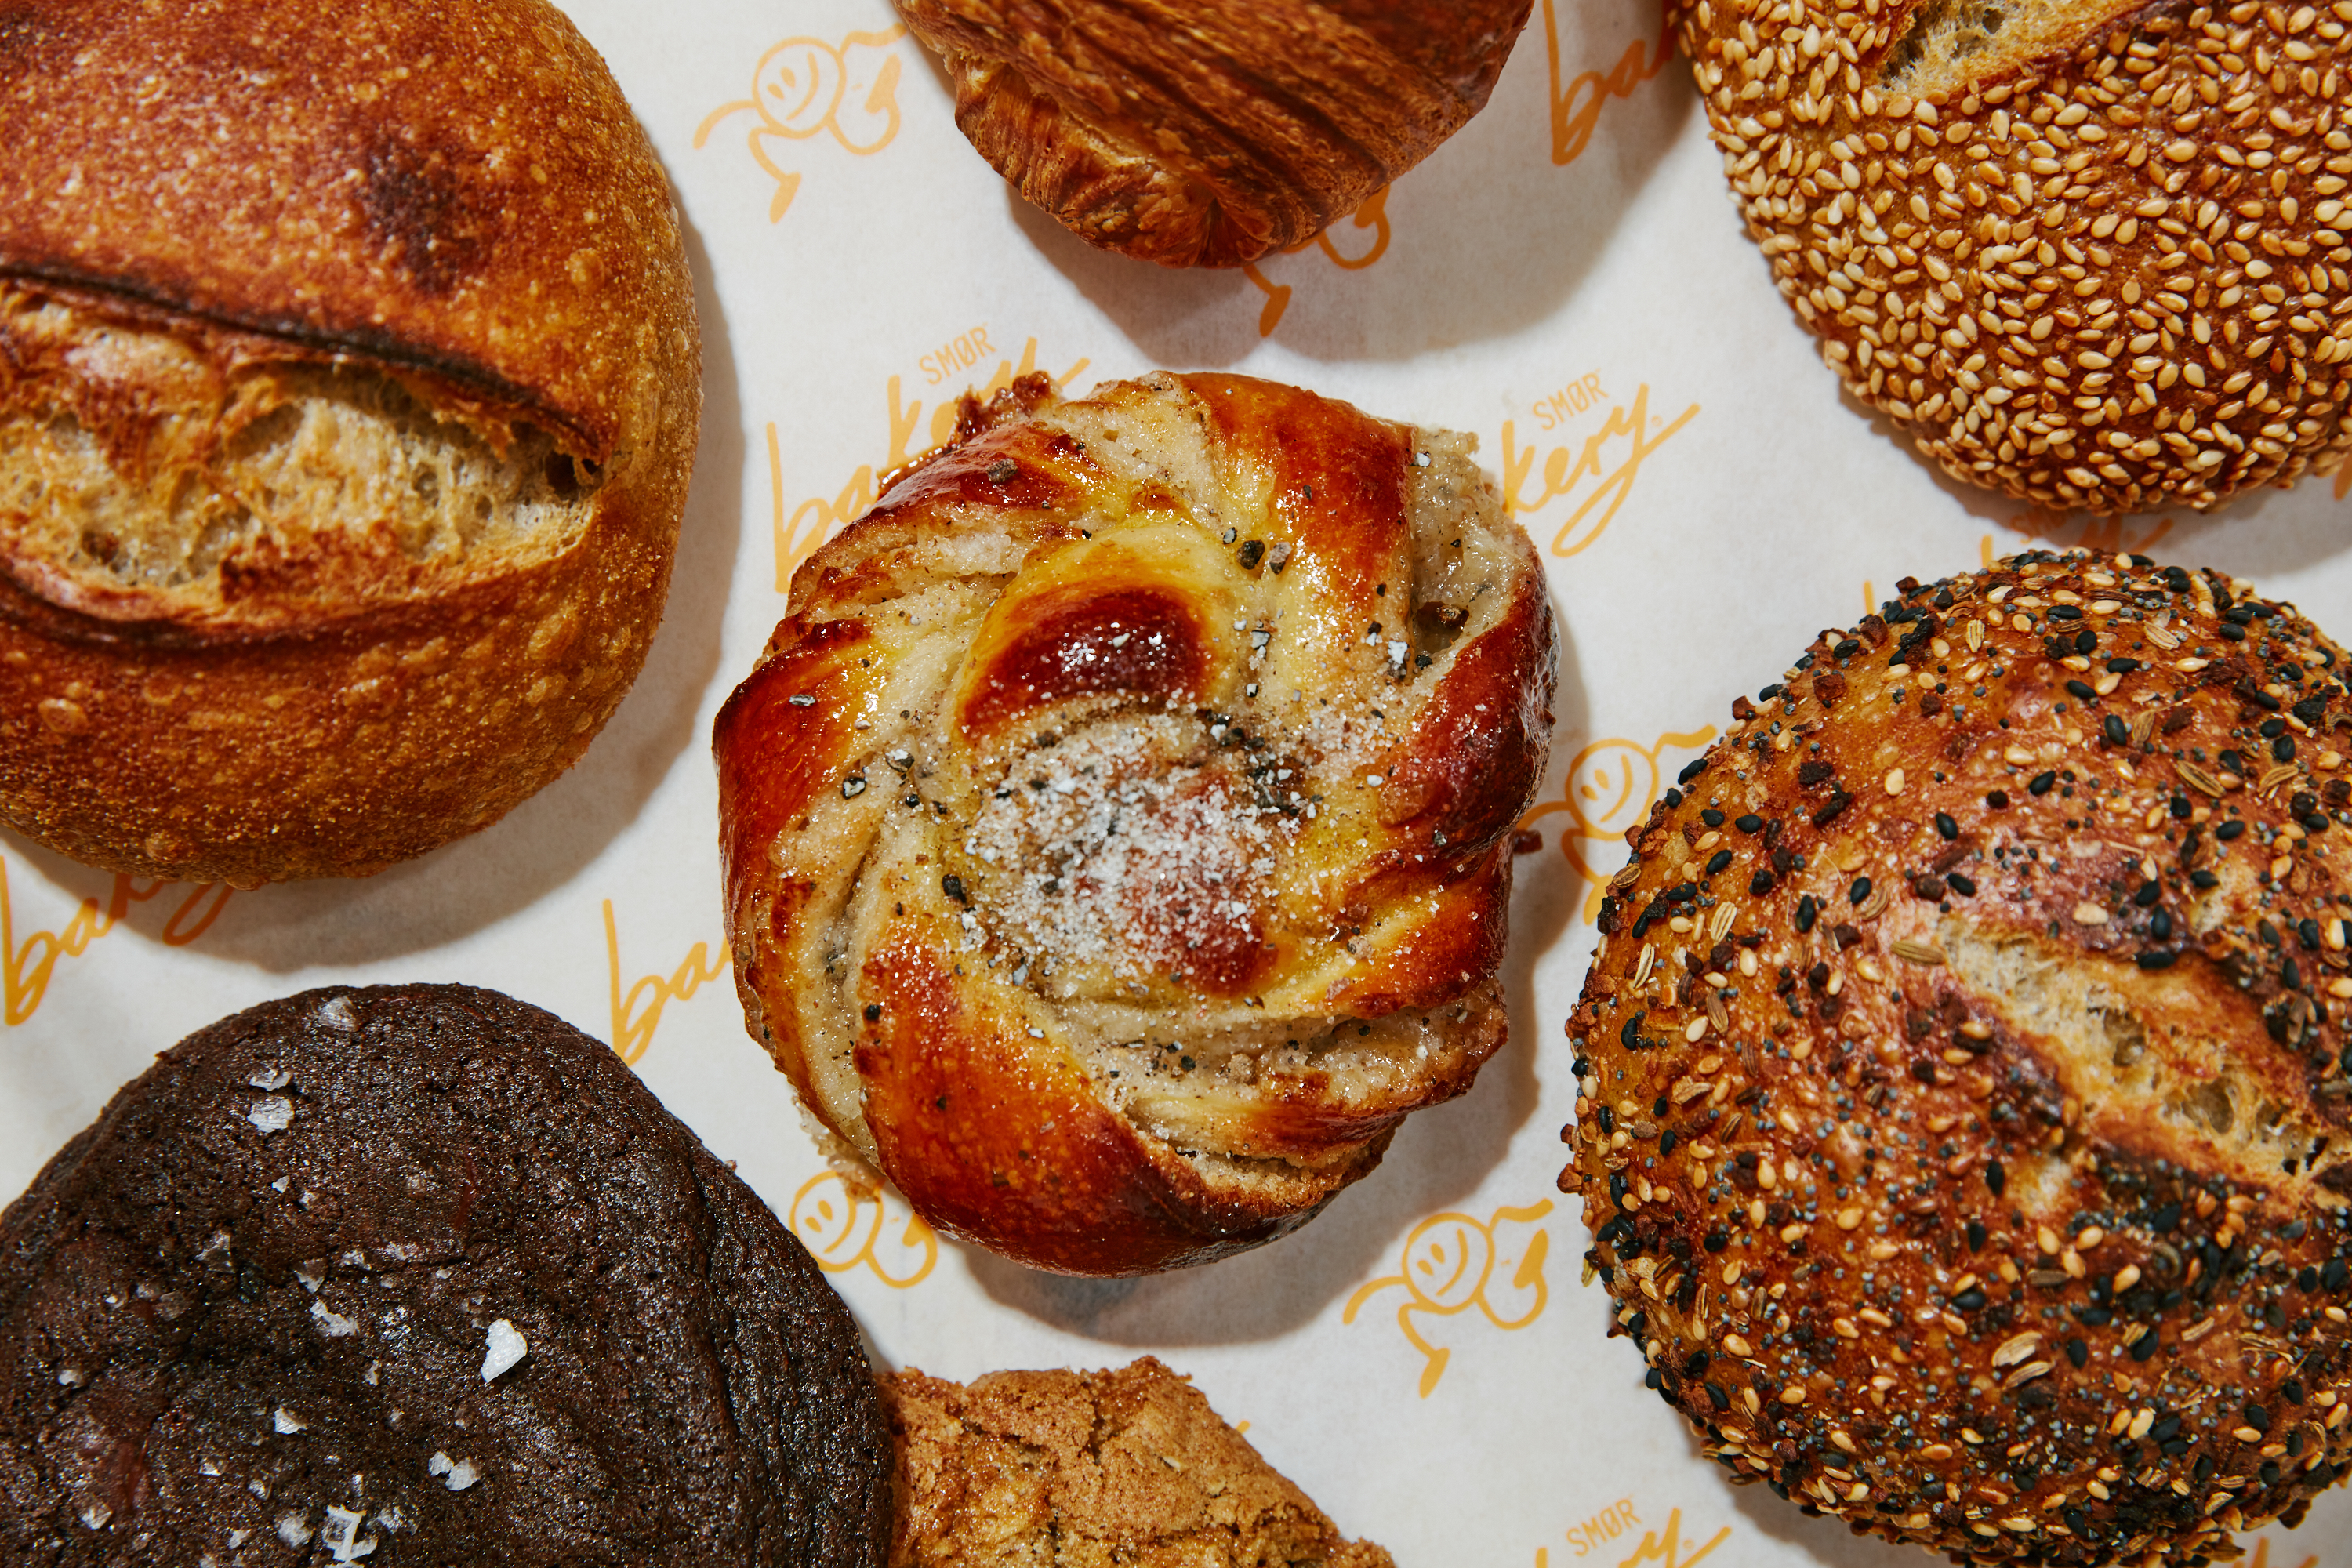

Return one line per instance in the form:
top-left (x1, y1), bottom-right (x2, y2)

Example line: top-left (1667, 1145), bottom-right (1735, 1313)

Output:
top-left (1344, 1200), bottom-right (1553, 1397)
top-left (787, 1170), bottom-right (938, 1288)
top-left (695, 28), bottom-right (908, 222)
top-left (1521, 730), bottom-right (1717, 925)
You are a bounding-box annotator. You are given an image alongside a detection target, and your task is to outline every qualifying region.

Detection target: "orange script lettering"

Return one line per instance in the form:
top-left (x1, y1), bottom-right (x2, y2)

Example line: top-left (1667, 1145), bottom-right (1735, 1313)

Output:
top-left (1544, 0), bottom-right (1674, 167)
top-left (1501, 383), bottom-right (1700, 557)
top-left (1, 851), bottom-right (230, 1025)
top-left (604, 900), bottom-right (730, 1066)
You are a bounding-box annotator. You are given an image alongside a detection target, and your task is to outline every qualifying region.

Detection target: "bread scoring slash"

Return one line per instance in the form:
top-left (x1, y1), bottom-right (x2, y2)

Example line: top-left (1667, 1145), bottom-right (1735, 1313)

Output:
top-left (1678, 0), bottom-right (2352, 512)
top-left (716, 372), bottom-right (1556, 1275)
top-left (1568, 550), bottom-right (2352, 1563)
top-left (0, 0), bottom-right (700, 884)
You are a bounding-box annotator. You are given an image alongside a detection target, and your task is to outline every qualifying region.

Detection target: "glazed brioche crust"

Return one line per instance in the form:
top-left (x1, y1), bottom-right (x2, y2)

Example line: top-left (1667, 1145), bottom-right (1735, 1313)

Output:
top-left (1566, 550), bottom-right (2352, 1563)
top-left (0, 0), bottom-right (700, 882)
top-left (716, 372), bottom-right (1554, 1274)
top-left (895, 0), bottom-right (1534, 267)
top-left (880, 1358), bottom-right (1394, 1567)
top-left (1677, 0), bottom-right (2352, 511)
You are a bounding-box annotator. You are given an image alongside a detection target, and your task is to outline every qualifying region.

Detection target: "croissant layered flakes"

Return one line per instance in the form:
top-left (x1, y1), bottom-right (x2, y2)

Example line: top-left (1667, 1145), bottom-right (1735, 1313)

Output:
top-left (895, 0), bottom-right (1536, 266)
top-left (716, 372), bottom-right (1556, 1274)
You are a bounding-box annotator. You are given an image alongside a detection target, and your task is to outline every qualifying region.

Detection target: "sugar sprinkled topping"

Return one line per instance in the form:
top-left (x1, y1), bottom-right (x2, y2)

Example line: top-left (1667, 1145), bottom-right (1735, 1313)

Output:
top-left (961, 717), bottom-right (1301, 982)
top-left (245, 1096), bottom-right (293, 1134)
top-left (480, 1318), bottom-right (528, 1381)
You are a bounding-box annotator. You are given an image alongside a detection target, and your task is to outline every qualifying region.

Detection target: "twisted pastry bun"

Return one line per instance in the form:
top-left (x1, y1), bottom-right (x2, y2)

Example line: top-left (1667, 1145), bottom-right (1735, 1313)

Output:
top-left (895, 0), bottom-right (1534, 267)
top-left (1677, 0), bottom-right (2352, 511)
top-left (0, 0), bottom-right (699, 884)
top-left (717, 372), bottom-right (1555, 1275)
top-left (1566, 550), bottom-right (2352, 1563)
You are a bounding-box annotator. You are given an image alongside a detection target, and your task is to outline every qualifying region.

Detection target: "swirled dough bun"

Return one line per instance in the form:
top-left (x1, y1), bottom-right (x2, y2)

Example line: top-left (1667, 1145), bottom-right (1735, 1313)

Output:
top-left (1566, 550), bottom-right (2352, 1563)
top-left (717, 371), bottom-right (1555, 1275)
top-left (895, 0), bottom-right (1534, 267)
top-left (1678, 0), bottom-right (2352, 514)
top-left (880, 1357), bottom-right (1394, 1566)
top-left (0, 985), bottom-right (891, 1567)
top-left (0, 0), bottom-right (699, 884)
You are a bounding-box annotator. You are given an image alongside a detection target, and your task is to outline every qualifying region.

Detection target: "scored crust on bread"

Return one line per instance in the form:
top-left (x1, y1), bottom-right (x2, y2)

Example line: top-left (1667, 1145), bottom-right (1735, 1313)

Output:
top-left (715, 371), bottom-right (1555, 1275)
top-left (895, 0), bottom-right (1535, 267)
top-left (0, 985), bottom-right (891, 1567)
top-left (0, 0), bottom-right (699, 884)
top-left (1676, 0), bottom-right (2352, 512)
top-left (1566, 550), bottom-right (2352, 1563)
top-left (880, 1357), bottom-right (1394, 1567)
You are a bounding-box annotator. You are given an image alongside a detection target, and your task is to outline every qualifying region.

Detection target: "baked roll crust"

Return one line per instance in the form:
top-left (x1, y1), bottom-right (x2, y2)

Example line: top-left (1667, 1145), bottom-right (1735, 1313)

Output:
top-left (716, 372), bottom-right (1555, 1275)
top-left (896, 0), bottom-right (1534, 267)
top-left (1677, 0), bottom-right (2352, 511)
top-left (1568, 550), bottom-right (2352, 1563)
top-left (0, 0), bottom-right (699, 883)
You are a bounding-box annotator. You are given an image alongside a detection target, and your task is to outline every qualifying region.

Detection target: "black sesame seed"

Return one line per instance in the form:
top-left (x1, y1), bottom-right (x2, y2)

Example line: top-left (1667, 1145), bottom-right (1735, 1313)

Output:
top-left (2066, 1338), bottom-right (2088, 1368)
top-left (1835, 637), bottom-right (1861, 659)
top-left (2050, 605), bottom-right (2082, 621)
top-left (2135, 880), bottom-right (2161, 907)
top-left (1849, 877), bottom-right (1871, 906)
top-left (2105, 714), bottom-right (2131, 746)
top-left (2191, 869), bottom-right (2220, 889)
top-left (1596, 1104), bottom-right (1616, 1134)
top-left (2299, 1267), bottom-right (2321, 1292)
top-left (1795, 895), bottom-right (1818, 933)
top-left (1706, 850), bottom-right (1733, 877)
top-left (2245, 1403), bottom-right (2271, 1432)
top-left (1661, 1130), bottom-right (1679, 1156)
top-left (2028, 771), bottom-right (2058, 796)
top-left (2151, 1203), bottom-right (2182, 1232)
top-left (1966, 1220), bottom-right (1987, 1250)
top-left (863, 1004), bottom-right (881, 1022)
top-left (1987, 789), bottom-right (2010, 808)
top-left (2219, 622), bottom-right (2247, 641)
top-left (2171, 794), bottom-right (2193, 819)
top-left (2107, 657), bottom-right (2141, 673)
top-left (2285, 1379), bottom-right (2307, 1403)
top-left (1702, 808), bottom-right (1726, 827)
top-left (2275, 735), bottom-right (2297, 762)
top-left (1952, 1287), bottom-right (1988, 1311)
top-left (2076, 628), bottom-right (2098, 654)
top-left (1985, 1160), bottom-right (2006, 1196)
top-left (2260, 1459), bottom-right (2282, 1486)
top-left (2137, 950), bottom-right (2177, 970)
top-left (1736, 813), bottom-right (1765, 834)
top-left (2151, 911), bottom-right (2173, 940)
top-left (2067, 679), bottom-right (2097, 702)
top-left (1946, 873), bottom-right (1976, 896)
top-left (1759, 683), bottom-right (1784, 702)
top-left (2217, 819), bottom-right (2246, 840)
top-left (1705, 1381), bottom-right (1730, 1410)
top-left (1679, 757), bottom-right (1708, 785)
top-left (2130, 1332), bottom-right (2160, 1361)
top-left (1936, 812), bottom-right (1959, 840)
top-left (1609, 1173), bottom-right (1630, 1210)
top-left (2162, 566), bottom-right (2192, 591)
top-left (1751, 869), bottom-right (1775, 895)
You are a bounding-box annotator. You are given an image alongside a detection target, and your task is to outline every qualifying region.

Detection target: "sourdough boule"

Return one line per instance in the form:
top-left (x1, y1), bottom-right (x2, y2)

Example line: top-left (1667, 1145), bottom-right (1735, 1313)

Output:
top-left (0, 0), bottom-right (699, 884)
top-left (1679, 0), bottom-right (2352, 513)
top-left (1566, 550), bottom-right (2352, 1563)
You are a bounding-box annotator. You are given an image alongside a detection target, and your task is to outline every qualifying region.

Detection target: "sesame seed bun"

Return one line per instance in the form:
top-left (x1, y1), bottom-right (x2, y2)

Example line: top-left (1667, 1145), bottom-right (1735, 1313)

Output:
top-left (1679, 0), bottom-right (2352, 512)
top-left (1565, 550), bottom-right (2352, 1562)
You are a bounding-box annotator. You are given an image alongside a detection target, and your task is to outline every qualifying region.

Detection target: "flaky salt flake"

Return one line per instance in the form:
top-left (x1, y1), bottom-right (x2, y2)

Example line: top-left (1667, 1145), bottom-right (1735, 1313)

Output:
top-left (321, 1504), bottom-right (377, 1562)
top-left (274, 1406), bottom-right (307, 1433)
top-left (246, 1096), bottom-right (293, 1134)
top-left (427, 1452), bottom-right (480, 1491)
top-left (277, 1512), bottom-right (314, 1548)
top-left (480, 1319), bottom-right (528, 1381)
top-left (246, 1067), bottom-right (292, 1091)
top-left (311, 1299), bottom-right (358, 1338)
top-left (318, 994), bottom-right (360, 1031)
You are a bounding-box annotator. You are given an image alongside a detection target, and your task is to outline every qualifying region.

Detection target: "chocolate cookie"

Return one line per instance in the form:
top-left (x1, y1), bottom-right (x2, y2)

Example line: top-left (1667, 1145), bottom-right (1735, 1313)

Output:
top-left (0, 984), bottom-right (891, 1566)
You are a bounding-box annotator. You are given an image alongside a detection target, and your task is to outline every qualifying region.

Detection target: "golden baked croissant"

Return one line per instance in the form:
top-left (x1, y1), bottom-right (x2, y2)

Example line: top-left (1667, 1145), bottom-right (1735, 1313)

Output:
top-left (715, 372), bottom-right (1555, 1274)
top-left (895, 0), bottom-right (1535, 267)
